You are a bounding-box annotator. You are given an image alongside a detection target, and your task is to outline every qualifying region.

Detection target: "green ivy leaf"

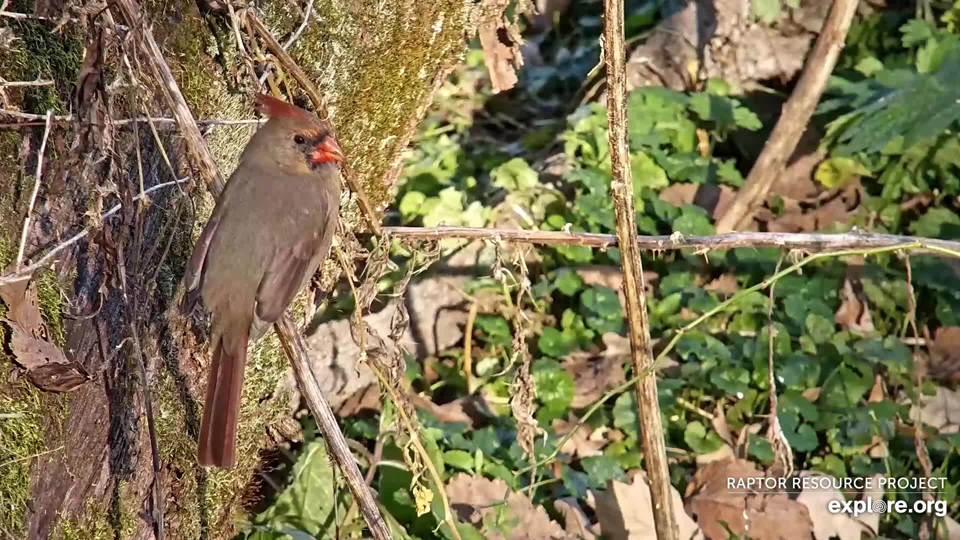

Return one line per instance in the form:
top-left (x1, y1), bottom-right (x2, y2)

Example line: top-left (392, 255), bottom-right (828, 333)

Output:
top-left (909, 207), bottom-right (960, 239)
top-left (684, 421), bottom-right (727, 454)
top-left (552, 268), bottom-right (584, 296)
top-left (751, 0), bottom-right (781, 24)
top-left (532, 359), bottom-right (575, 413)
top-left (474, 314), bottom-right (512, 346)
top-left (443, 450), bottom-right (475, 472)
top-left (492, 158), bottom-right (539, 191)
top-left (815, 157), bottom-right (872, 189)
top-left (538, 327), bottom-right (573, 358)
top-left (581, 455), bottom-right (627, 488)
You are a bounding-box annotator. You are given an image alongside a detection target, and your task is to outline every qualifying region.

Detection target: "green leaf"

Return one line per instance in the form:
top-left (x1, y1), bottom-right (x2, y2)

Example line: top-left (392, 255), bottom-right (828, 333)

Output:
top-left (779, 390), bottom-right (819, 422)
top-left (252, 440), bottom-right (347, 538)
top-left (399, 191), bottom-right (427, 218)
top-left (856, 337), bottom-right (912, 375)
top-left (751, 0), bottom-right (781, 24)
top-left (815, 157), bottom-right (871, 189)
top-left (821, 359), bottom-right (873, 408)
top-left (909, 207), bottom-right (960, 239)
top-left (532, 359), bottom-right (574, 413)
top-left (581, 455), bottom-right (627, 487)
top-left (804, 313), bottom-right (836, 344)
top-left (632, 152), bottom-right (669, 189)
top-left (710, 366), bottom-right (751, 396)
top-left (443, 450), bottom-right (475, 472)
top-left (672, 207), bottom-right (714, 236)
top-left (778, 412), bottom-right (819, 452)
top-left (676, 332), bottom-right (732, 364)
top-left (747, 434), bottom-right (774, 464)
top-left (492, 158), bottom-right (539, 191)
top-left (900, 19), bottom-right (935, 47)
top-left (538, 327), bottom-right (573, 358)
top-left (684, 421), bottom-right (727, 454)
top-left (474, 314), bottom-right (512, 346)
top-left (552, 268), bottom-right (584, 296)
top-left (613, 392), bottom-right (640, 438)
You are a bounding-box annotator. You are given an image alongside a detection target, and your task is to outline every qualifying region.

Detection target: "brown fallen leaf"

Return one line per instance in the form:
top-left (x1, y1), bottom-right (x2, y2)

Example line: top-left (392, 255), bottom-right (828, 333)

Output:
top-left (0, 278), bottom-right (45, 336)
top-left (704, 274), bottom-right (739, 296)
top-left (685, 458), bottom-right (814, 540)
top-left (552, 414), bottom-right (605, 458)
top-left (658, 182), bottom-right (737, 221)
top-left (593, 470), bottom-right (703, 540)
top-left (1, 278), bottom-right (88, 393)
top-left (478, 1), bottom-right (525, 94)
top-left (835, 276), bottom-right (875, 335)
top-left (795, 471), bottom-right (874, 540)
top-left (912, 386), bottom-right (960, 433)
top-left (563, 333), bottom-right (627, 409)
top-left (928, 326), bottom-right (960, 384)
top-left (553, 497), bottom-right (599, 540)
top-left (445, 473), bottom-right (566, 539)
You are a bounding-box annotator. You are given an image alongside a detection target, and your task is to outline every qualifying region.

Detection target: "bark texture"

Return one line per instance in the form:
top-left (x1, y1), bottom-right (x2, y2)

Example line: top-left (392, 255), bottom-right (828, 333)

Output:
top-left (0, 0), bottom-right (476, 537)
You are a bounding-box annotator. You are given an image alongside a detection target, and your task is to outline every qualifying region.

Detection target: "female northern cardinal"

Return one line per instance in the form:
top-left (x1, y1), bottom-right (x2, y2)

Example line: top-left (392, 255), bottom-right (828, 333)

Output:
top-left (181, 94), bottom-right (343, 469)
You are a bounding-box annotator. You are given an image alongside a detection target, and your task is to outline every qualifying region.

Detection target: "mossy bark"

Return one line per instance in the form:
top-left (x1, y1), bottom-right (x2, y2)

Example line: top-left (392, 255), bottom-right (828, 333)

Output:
top-left (0, 0), bottom-right (474, 537)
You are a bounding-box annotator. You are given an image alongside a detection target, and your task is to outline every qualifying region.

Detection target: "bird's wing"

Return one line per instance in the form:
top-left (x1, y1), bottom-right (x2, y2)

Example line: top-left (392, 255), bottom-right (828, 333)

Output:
top-left (181, 199), bottom-right (228, 314)
top-left (251, 232), bottom-right (329, 338)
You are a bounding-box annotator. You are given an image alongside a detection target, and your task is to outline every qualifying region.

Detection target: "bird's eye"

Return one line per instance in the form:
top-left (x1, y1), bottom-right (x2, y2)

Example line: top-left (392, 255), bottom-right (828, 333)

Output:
top-left (294, 135), bottom-right (306, 144)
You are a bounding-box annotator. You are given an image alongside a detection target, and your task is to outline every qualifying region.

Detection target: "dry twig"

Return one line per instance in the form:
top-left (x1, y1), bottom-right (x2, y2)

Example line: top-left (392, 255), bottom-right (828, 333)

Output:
top-left (603, 0), bottom-right (677, 537)
top-left (15, 110), bottom-right (53, 271)
top-left (382, 226), bottom-right (960, 256)
top-left (715, 0), bottom-right (860, 232)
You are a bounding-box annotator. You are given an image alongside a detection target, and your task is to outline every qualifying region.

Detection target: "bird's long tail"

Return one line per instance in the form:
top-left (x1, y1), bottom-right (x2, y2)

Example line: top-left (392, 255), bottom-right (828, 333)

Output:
top-left (197, 329), bottom-right (249, 469)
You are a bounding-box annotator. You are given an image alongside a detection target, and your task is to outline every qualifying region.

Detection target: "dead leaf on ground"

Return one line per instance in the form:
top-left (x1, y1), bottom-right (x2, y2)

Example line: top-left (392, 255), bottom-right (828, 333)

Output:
top-left (552, 415), bottom-right (605, 458)
top-left (761, 182), bottom-right (863, 234)
top-left (410, 393), bottom-right (495, 427)
top-left (563, 333), bottom-right (627, 409)
top-left (928, 326), bottom-right (960, 384)
top-left (658, 183), bottom-right (736, 221)
top-left (912, 386), bottom-right (960, 433)
top-left (478, 1), bottom-right (526, 94)
top-left (0, 278), bottom-right (46, 336)
top-left (1, 279), bottom-right (88, 392)
top-left (554, 497), bottom-right (599, 540)
top-left (795, 471), bottom-right (870, 540)
top-left (704, 274), bottom-right (739, 296)
top-left (445, 474), bottom-right (565, 539)
top-left (593, 470), bottom-right (703, 540)
top-left (685, 458), bottom-right (813, 540)
top-left (835, 276), bottom-right (875, 335)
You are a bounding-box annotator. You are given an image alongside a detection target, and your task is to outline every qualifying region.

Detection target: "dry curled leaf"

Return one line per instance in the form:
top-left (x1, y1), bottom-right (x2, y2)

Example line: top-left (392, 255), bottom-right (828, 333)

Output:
top-left (0, 278), bottom-right (45, 336)
top-left (593, 471), bottom-right (703, 540)
top-left (928, 326), bottom-right (960, 384)
top-left (686, 459), bottom-right (813, 540)
top-left (553, 497), bottom-right (599, 540)
top-left (445, 474), bottom-right (566, 539)
top-left (835, 276), bottom-right (875, 335)
top-left (563, 333), bottom-right (627, 409)
top-left (552, 414), bottom-right (605, 458)
top-left (478, 0), bottom-right (526, 93)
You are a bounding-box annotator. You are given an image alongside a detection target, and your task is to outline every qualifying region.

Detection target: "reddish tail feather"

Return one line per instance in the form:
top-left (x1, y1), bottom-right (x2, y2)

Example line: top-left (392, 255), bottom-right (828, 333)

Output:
top-left (197, 330), bottom-right (249, 469)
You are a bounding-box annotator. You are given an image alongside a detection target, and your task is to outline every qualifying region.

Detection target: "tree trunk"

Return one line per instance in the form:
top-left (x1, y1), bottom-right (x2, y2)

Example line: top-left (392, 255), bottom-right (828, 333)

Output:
top-left (0, 0), bottom-right (476, 537)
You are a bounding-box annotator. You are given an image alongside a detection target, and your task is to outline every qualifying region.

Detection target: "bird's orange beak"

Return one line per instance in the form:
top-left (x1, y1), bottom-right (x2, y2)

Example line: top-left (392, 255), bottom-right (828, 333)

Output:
top-left (311, 136), bottom-right (345, 164)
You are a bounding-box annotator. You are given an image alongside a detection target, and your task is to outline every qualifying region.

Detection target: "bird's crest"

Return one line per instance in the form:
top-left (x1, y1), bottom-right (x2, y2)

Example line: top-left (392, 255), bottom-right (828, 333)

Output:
top-left (255, 94), bottom-right (320, 127)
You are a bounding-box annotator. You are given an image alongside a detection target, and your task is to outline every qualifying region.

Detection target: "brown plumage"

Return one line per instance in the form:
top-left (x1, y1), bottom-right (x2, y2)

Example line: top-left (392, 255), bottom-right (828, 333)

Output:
top-left (182, 94), bottom-right (343, 469)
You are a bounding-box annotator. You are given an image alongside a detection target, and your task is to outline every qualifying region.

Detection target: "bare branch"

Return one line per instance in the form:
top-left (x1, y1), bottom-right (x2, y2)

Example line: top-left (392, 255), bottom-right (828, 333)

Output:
top-left (15, 110), bottom-right (53, 271)
top-left (716, 0), bottom-right (860, 232)
top-left (0, 79), bottom-right (55, 88)
top-left (381, 226), bottom-right (960, 256)
top-left (603, 0), bottom-right (677, 536)
top-left (0, 9), bottom-right (49, 19)
top-left (1, 178), bottom-right (190, 285)
top-left (110, 0), bottom-right (227, 194)
top-left (274, 317), bottom-right (393, 540)
top-left (0, 109), bottom-right (263, 127)
top-left (257, 0), bottom-right (314, 86)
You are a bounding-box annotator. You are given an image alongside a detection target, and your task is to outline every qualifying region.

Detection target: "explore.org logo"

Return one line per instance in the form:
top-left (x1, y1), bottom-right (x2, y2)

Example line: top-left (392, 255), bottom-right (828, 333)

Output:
top-left (827, 497), bottom-right (948, 518)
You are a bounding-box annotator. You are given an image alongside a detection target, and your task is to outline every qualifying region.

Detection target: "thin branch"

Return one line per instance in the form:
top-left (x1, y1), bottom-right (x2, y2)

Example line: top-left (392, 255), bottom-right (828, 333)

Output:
top-left (381, 226), bottom-right (960, 256)
top-left (0, 9), bottom-right (49, 19)
top-left (603, 0), bottom-right (677, 536)
top-left (257, 0), bottom-right (314, 86)
top-left (109, 0), bottom-right (227, 194)
top-left (715, 0), bottom-right (859, 232)
top-left (244, 10), bottom-right (382, 236)
top-left (0, 109), bottom-right (264, 126)
top-left (0, 178), bottom-right (190, 285)
top-left (0, 79), bottom-right (55, 88)
top-left (275, 317), bottom-right (393, 540)
top-left (15, 110), bottom-right (53, 271)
